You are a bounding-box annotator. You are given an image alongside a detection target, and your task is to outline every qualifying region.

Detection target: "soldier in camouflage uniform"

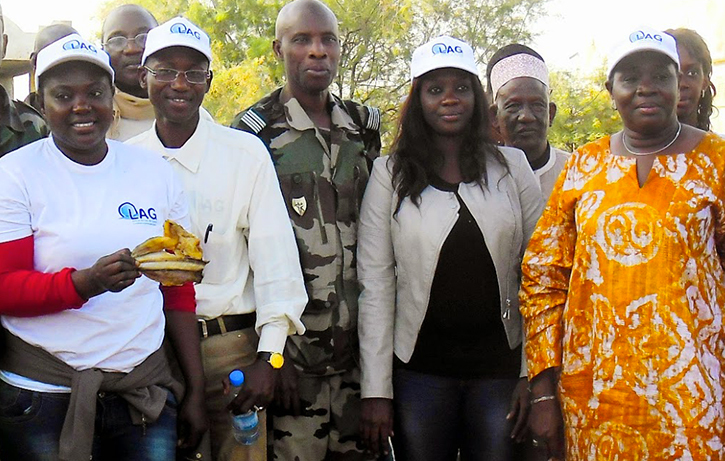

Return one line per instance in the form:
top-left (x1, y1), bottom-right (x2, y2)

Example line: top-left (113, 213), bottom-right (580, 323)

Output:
top-left (230, 0), bottom-right (381, 459)
top-left (0, 4), bottom-right (48, 157)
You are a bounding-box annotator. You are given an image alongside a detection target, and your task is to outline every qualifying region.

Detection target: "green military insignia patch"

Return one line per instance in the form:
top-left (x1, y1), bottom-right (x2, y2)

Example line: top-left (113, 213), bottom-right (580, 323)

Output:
top-left (291, 196), bottom-right (307, 216)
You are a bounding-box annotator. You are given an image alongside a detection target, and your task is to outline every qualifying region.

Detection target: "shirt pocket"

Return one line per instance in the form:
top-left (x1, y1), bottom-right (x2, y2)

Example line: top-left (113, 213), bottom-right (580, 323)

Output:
top-left (201, 228), bottom-right (237, 285)
top-left (278, 172), bottom-right (326, 243)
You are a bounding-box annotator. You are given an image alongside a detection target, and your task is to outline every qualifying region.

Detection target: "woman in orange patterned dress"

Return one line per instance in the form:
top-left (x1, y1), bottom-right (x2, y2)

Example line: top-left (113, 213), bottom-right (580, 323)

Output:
top-left (520, 27), bottom-right (725, 460)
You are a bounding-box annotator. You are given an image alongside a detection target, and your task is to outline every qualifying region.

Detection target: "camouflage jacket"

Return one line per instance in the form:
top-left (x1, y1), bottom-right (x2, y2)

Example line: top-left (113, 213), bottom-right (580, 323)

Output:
top-left (0, 85), bottom-right (48, 158)
top-left (231, 88), bottom-right (381, 376)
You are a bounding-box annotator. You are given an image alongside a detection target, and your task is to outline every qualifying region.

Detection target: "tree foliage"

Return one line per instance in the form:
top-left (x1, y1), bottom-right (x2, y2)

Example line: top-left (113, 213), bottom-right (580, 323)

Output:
top-left (96, 0), bottom-right (549, 127)
top-left (549, 66), bottom-right (622, 152)
top-left (414, 0), bottom-right (545, 62)
top-left (205, 56), bottom-right (277, 121)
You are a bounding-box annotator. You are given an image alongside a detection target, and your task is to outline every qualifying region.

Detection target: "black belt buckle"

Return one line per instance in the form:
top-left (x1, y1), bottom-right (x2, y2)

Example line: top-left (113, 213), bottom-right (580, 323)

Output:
top-left (197, 313), bottom-right (256, 338)
top-left (197, 318), bottom-right (209, 338)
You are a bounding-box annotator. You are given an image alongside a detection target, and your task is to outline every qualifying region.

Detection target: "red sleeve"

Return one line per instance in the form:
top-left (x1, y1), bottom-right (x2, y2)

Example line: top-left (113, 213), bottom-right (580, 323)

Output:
top-left (161, 282), bottom-right (196, 313)
top-left (0, 236), bottom-right (86, 317)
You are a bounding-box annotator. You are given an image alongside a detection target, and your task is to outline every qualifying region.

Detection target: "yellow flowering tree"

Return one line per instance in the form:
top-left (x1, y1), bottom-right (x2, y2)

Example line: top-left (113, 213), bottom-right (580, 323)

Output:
top-left (205, 56), bottom-right (277, 124)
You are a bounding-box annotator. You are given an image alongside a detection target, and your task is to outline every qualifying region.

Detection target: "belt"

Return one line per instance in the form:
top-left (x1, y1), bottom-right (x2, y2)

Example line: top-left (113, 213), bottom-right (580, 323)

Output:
top-left (197, 313), bottom-right (256, 339)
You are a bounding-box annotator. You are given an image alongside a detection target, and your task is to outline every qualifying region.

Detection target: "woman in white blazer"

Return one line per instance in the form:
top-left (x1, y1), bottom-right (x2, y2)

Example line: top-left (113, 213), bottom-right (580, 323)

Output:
top-left (357, 36), bottom-right (544, 461)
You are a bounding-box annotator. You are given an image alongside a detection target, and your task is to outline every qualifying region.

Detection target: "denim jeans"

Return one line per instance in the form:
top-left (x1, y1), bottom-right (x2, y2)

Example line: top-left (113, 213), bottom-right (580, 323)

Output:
top-left (0, 379), bottom-right (177, 461)
top-left (392, 368), bottom-right (524, 461)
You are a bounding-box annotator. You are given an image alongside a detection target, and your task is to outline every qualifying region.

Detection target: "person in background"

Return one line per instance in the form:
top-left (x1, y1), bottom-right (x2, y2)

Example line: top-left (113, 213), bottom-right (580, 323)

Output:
top-left (357, 35), bottom-right (543, 460)
top-left (0, 33), bottom-right (206, 460)
top-left (127, 17), bottom-right (307, 461)
top-left (666, 28), bottom-right (717, 132)
top-left (0, 3), bottom-right (47, 157)
top-left (485, 46), bottom-right (556, 460)
top-left (101, 4), bottom-right (158, 141)
top-left (521, 27), bottom-right (725, 460)
top-left (230, 0), bottom-right (381, 459)
top-left (487, 44), bottom-right (569, 198)
top-left (24, 23), bottom-right (78, 113)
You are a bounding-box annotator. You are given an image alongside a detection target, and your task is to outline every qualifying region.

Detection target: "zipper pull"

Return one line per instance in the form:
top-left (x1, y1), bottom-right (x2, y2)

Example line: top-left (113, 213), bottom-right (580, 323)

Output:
top-left (503, 298), bottom-right (511, 319)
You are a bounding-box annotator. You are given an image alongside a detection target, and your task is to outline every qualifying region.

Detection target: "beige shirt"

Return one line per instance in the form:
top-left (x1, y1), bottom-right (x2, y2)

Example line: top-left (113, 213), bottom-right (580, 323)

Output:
top-left (127, 117), bottom-right (308, 353)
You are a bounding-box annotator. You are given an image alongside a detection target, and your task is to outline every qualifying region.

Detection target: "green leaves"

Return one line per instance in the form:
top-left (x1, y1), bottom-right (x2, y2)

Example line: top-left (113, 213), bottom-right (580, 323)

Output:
top-left (549, 67), bottom-right (622, 152)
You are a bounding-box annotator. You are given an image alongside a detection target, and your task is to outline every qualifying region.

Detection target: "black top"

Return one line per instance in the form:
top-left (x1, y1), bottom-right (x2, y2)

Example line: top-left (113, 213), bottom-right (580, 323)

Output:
top-left (399, 177), bottom-right (521, 379)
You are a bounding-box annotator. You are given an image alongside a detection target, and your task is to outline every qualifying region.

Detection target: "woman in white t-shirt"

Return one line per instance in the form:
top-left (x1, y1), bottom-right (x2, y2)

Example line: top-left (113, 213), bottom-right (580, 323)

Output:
top-left (0, 34), bottom-right (206, 461)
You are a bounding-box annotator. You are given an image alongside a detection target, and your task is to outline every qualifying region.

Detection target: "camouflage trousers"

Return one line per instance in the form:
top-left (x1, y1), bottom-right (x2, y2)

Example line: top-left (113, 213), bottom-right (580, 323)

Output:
top-left (269, 367), bottom-right (370, 460)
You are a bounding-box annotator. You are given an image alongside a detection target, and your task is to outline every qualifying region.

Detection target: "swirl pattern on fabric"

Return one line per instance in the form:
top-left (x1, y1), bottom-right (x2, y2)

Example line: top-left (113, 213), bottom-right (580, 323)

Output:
top-left (521, 133), bottom-right (725, 460)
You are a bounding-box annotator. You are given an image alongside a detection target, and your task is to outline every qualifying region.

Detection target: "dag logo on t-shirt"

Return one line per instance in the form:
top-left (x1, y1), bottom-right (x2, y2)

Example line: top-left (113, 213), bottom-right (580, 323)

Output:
top-left (118, 201), bottom-right (159, 224)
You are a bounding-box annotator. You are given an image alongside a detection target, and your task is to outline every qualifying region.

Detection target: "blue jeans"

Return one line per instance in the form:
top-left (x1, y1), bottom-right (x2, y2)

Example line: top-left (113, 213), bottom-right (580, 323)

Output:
top-left (392, 369), bottom-right (523, 461)
top-left (0, 379), bottom-right (177, 461)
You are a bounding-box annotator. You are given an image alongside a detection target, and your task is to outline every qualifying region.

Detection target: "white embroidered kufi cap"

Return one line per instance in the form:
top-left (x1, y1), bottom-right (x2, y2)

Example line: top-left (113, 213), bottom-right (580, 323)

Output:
top-left (489, 53), bottom-right (549, 99)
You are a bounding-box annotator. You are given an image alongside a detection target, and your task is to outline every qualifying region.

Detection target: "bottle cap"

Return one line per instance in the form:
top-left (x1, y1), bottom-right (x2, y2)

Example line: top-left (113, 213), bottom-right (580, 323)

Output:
top-left (229, 369), bottom-right (245, 387)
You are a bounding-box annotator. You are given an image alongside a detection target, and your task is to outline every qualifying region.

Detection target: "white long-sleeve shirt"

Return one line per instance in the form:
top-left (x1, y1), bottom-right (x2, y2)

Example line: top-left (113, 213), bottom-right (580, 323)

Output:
top-left (127, 117), bottom-right (307, 353)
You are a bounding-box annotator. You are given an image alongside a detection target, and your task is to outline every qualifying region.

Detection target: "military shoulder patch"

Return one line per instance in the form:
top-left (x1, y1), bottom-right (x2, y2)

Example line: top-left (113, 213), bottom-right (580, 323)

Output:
top-left (239, 109), bottom-right (267, 134)
top-left (365, 106), bottom-right (381, 132)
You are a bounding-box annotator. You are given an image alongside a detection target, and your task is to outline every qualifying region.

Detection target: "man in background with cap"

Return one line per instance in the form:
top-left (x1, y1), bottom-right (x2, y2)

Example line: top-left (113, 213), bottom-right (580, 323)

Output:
top-left (0, 3), bottom-right (47, 157)
top-left (487, 44), bottom-right (569, 199)
top-left (127, 16), bottom-right (307, 461)
top-left (230, 0), bottom-right (381, 459)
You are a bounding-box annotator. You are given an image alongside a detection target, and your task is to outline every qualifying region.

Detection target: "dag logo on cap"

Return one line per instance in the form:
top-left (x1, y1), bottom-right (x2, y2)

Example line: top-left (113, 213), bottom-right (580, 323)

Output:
top-left (170, 21), bottom-right (202, 40)
top-left (142, 17), bottom-right (212, 65)
top-left (607, 26), bottom-right (679, 78)
top-left (629, 30), bottom-right (664, 44)
top-left (62, 39), bottom-right (98, 53)
top-left (432, 42), bottom-right (464, 55)
top-left (410, 36), bottom-right (478, 81)
top-left (35, 33), bottom-right (114, 88)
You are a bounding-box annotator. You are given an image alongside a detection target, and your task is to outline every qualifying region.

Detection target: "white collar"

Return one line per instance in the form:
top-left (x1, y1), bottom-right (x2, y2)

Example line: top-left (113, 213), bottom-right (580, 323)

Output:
top-left (152, 117), bottom-right (208, 173)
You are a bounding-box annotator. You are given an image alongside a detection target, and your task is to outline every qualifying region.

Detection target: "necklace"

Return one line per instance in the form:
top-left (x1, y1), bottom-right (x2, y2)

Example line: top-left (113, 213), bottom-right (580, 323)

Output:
top-left (621, 122), bottom-right (682, 156)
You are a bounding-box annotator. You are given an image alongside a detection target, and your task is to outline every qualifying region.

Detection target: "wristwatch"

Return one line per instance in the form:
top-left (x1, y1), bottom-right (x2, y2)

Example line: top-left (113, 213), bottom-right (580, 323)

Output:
top-left (258, 351), bottom-right (284, 369)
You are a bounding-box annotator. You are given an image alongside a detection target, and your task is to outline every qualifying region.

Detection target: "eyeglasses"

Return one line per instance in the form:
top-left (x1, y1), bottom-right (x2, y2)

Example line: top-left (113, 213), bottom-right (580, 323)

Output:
top-left (103, 33), bottom-right (148, 51)
top-left (144, 66), bottom-right (210, 85)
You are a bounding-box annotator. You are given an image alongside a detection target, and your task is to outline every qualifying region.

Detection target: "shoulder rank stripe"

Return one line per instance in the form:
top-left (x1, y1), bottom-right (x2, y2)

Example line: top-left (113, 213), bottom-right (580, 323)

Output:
top-left (241, 110), bottom-right (266, 134)
top-left (366, 106), bottom-right (381, 131)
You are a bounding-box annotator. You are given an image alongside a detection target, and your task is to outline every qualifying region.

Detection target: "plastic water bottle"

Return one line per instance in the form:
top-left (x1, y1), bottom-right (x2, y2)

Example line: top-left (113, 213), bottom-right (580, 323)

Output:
top-left (228, 369), bottom-right (260, 445)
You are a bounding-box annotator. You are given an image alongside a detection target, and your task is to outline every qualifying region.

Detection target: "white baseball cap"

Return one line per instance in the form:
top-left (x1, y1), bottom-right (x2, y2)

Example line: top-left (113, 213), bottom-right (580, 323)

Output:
top-left (35, 34), bottom-right (114, 87)
top-left (142, 17), bottom-right (212, 65)
top-left (607, 26), bottom-right (679, 79)
top-left (410, 36), bottom-right (479, 80)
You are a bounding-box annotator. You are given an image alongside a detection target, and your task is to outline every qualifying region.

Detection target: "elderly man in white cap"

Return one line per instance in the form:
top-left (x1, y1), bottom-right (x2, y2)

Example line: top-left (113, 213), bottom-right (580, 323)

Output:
top-left (126, 17), bottom-right (307, 461)
top-left (486, 44), bottom-right (569, 199)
